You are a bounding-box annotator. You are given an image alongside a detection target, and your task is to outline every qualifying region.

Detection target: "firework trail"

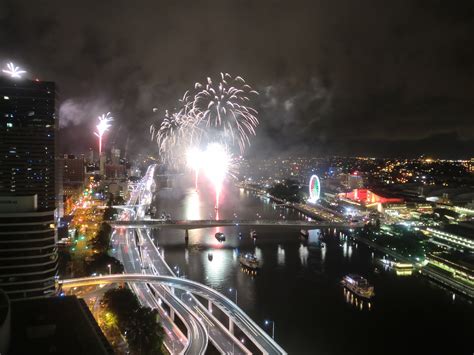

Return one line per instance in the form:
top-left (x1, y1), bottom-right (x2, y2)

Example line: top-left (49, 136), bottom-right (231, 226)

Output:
top-left (94, 112), bottom-right (113, 154)
top-left (202, 143), bottom-right (234, 210)
top-left (150, 110), bottom-right (184, 164)
top-left (186, 147), bottom-right (204, 191)
top-left (192, 73), bottom-right (259, 153)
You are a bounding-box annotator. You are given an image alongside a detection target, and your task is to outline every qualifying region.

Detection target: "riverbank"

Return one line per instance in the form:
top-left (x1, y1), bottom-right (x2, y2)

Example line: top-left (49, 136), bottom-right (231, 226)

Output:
top-left (238, 183), bottom-right (474, 299)
top-left (353, 232), bottom-right (474, 299)
top-left (237, 183), bottom-right (342, 222)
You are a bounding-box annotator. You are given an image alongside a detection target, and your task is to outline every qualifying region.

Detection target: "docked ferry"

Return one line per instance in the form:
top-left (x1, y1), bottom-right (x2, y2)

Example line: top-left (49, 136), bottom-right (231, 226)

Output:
top-left (341, 274), bottom-right (375, 299)
top-left (239, 253), bottom-right (260, 270)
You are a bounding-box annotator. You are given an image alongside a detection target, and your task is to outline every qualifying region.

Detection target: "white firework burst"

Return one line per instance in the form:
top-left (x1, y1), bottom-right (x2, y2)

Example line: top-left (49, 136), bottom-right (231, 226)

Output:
top-left (2, 62), bottom-right (26, 79)
top-left (192, 72), bottom-right (259, 153)
top-left (94, 112), bottom-right (113, 154)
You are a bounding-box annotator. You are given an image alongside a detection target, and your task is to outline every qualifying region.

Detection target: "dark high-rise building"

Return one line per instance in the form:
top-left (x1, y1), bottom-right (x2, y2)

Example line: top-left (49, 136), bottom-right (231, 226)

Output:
top-left (0, 77), bottom-right (57, 210)
top-left (0, 77), bottom-right (58, 300)
top-left (60, 154), bottom-right (85, 197)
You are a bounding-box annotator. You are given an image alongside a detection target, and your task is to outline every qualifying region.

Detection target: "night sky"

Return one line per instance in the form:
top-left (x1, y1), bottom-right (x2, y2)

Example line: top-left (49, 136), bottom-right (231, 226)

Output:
top-left (2, 0), bottom-right (474, 158)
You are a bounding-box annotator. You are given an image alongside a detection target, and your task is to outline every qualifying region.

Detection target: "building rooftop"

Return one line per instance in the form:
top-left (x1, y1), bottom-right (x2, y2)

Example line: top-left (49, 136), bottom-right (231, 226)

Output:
top-left (9, 296), bottom-right (112, 355)
top-left (442, 223), bottom-right (474, 241)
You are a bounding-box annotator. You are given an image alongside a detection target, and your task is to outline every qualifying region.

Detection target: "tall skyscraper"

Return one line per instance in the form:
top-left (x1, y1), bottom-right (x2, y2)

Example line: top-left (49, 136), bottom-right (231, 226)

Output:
top-left (0, 77), bottom-right (59, 300)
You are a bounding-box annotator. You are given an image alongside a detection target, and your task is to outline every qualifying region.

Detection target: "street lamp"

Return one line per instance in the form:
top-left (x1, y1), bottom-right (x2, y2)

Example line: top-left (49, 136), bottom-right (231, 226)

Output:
top-left (173, 265), bottom-right (183, 277)
top-left (228, 288), bottom-right (238, 305)
top-left (180, 291), bottom-right (192, 303)
top-left (265, 319), bottom-right (275, 339)
top-left (107, 264), bottom-right (111, 275)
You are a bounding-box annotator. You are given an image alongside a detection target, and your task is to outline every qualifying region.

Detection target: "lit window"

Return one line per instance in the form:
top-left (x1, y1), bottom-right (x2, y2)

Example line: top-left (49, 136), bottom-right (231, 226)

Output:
top-left (3, 96), bottom-right (9, 100)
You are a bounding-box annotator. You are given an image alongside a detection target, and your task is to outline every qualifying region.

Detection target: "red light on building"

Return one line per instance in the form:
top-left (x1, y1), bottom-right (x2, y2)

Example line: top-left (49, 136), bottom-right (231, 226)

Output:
top-left (340, 189), bottom-right (403, 204)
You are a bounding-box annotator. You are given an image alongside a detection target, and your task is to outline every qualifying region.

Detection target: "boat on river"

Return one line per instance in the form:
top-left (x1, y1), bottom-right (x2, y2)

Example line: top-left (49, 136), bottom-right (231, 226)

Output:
top-left (341, 274), bottom-right (375, 299)
top-left (239, 253), bottom-right (260, 270)
top-left (215, 232), bottom-right (226, 242)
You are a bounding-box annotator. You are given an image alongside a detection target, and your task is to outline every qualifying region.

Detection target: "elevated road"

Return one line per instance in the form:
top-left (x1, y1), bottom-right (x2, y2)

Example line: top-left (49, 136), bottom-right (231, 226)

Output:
top-left (111, 163), bottom-right (286, 353)
top-left (60, 274), bottom-right (287, 355)
top-left (138, 228), bottom-right (250, 355)
top-left (110, 219), bottom-right (364, 230)
top-left (115, 164), bottom-right (248, 354)
top-left (116, 164), bottom-right (205, 354)
top-left (115, 229), bottom-right (208, 354)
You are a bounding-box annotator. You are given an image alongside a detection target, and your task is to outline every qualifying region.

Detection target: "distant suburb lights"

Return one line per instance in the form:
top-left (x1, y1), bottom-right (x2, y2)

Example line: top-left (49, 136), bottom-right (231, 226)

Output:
top-left (2, 62), bottom-right (26, 79)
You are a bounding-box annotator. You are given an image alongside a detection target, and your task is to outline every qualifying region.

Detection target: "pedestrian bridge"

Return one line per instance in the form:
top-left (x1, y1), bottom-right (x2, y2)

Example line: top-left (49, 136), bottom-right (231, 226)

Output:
top-left (59, 274), bottom-right (287, 355)
top-left (109, 219), bottom-right (365, 230)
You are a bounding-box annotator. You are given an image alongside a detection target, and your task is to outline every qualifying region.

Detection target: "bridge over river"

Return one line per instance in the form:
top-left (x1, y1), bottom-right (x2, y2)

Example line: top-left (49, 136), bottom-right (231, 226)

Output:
top-left (109, 219), bottom-right (365, 230)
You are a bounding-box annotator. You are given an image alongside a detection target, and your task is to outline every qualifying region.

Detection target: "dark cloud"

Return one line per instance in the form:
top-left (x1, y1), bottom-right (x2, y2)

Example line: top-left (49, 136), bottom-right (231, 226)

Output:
top-left (1, 0), bottom-right (474, 157)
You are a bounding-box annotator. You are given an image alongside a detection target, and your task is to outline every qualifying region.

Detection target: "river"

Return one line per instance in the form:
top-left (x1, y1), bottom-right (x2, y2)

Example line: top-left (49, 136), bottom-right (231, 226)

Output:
top-left (151, 175), bottom-right (473, 355)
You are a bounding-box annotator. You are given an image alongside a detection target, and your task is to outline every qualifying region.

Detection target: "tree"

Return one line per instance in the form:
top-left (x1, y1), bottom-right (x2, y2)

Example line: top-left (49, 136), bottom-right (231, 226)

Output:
top-left (88, 222), bottom-right (112, 253)
top-left (102, 287), bottom-right (165, 354)
top-left (267, 179), bottom-right (303, 203)
top-left (103, 206), bottom-right (117, 221)
top-left (126, 307), bottom-right (164, 355)
top-left (102, 287), bottom-right (140, 325)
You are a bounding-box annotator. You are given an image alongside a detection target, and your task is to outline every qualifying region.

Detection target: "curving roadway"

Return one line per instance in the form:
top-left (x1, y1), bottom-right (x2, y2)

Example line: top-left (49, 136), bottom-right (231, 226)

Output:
top-left (60, 274), bottom-right (287, 355)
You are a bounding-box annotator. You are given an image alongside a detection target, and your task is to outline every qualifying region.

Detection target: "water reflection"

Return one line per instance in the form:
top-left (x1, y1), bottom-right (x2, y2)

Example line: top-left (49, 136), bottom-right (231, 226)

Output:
top-left (254, 246), bottom-right (262, 264)
top-left (202, 248), bottom-right (231, 287)
top-left (299, 243), bottom-right (308, 266)
top-left (308, 229), bottom-right (320, 244)
top-left (277, 244), bottom-right (285, 266)
top-left (321, 242), bottom-right (327, 262)
top-left (343, 288), bottom-right (372, 311)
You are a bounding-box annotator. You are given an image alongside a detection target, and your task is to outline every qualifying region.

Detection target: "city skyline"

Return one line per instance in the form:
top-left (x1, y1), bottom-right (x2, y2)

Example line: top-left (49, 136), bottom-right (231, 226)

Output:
top-left (1, 2), bottom-right (473, 355)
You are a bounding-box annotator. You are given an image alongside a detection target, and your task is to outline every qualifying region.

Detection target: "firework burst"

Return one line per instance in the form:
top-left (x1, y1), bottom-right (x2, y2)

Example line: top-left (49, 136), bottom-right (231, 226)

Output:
top-left (149, 73), bottom-right (255, 209)
top-left (151, 109), bottom-right (186, 164)
top-left (94, 112), bottom-right (113, 154)
top-left (2, 62), bottom-right (26, 79)
top-left (192, 73), bottom-right (259, 153)
top-left (201, 143), bottom-right (237, 209)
